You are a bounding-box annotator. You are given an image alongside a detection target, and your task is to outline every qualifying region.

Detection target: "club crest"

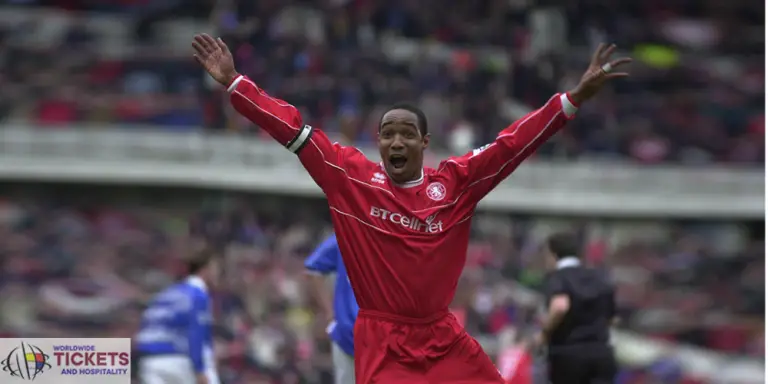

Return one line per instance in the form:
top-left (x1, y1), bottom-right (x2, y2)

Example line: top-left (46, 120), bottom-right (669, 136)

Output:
top-left (426, 182), bottom-right (446, 201)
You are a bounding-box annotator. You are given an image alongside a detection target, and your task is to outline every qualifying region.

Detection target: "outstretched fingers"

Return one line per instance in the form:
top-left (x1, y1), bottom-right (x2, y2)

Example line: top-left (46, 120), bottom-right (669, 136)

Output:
top-left (609, 57), bottom-right (633, 69)
top-left (192, 34), bottom-right (216, 68)
top-left (193, 35), bottom-right (209, 52)
top-left (599, 44), bottom-right (617, 62)
top-left (591, 43), bottom-right (606, 64)
top-left (192, 53), bottom-right (204, 66)
top-left (605, 57), bottom-right (632, 79)
top-left (216, 38), bottom-right (230, 55)
top-left (192, 40), bottom-right (206, 56)
top-left (201, 34), bottom-right (218, 49)
top-left (194, 34), bottom-right (218, 54)
top-left (193, 34), bottom-right (230, 65)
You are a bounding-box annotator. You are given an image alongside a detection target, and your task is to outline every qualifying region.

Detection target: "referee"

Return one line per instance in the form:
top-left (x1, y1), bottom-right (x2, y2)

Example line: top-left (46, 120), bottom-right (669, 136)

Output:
top-left (534, 232), bottom-right (617, 384)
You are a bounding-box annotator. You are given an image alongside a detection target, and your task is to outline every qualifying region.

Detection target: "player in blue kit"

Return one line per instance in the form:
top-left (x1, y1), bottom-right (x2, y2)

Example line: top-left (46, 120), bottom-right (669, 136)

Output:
top-left (305, 234), bottom-right (359, 384)
top-left (136, 249), bottom-right (220, 384)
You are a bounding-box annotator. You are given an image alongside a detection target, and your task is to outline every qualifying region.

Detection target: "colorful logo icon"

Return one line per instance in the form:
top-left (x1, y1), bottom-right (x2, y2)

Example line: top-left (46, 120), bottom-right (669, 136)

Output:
top-left (1, 342), bottom-right (51, 381)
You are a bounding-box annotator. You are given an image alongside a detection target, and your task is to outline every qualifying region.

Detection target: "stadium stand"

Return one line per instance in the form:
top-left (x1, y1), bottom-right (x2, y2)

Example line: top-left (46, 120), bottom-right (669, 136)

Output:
top-left (0, 0), bottom-right (763, 164)
top-left (0, 1), bottom-right (763, 384)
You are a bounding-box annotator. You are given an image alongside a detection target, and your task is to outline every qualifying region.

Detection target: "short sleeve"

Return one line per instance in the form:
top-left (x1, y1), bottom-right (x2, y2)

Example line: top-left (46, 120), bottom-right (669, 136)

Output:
top-left (304, 235), bottom-right (340, 274)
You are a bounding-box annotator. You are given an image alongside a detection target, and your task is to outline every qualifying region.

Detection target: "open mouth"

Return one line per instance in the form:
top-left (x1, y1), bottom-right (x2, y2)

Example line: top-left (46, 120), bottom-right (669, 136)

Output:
top-left (389, 154), bottom-right (407, 169)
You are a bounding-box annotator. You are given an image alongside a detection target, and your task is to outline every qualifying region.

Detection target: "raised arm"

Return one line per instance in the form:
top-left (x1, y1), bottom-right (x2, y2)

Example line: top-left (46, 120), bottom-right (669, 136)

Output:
top-left (192, 33), bottom-right (353, 193)
top-left (441, 43), bottom-right (631, 202)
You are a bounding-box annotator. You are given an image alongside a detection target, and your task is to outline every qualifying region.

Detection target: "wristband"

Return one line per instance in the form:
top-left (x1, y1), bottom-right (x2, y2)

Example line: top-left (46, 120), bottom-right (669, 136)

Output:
top-left (226, 74), bottom-right (244, 93)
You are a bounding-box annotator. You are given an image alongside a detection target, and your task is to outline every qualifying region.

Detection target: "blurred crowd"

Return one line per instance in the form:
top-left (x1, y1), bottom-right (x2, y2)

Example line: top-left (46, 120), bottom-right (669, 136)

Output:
top-left (0, 184), bottom-right (762, 383)
top-left (0, 0), bottom-right (763, 165)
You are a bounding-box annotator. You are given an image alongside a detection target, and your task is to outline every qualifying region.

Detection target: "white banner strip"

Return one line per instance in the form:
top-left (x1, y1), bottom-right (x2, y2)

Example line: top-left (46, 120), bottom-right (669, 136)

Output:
top-left (0, 126), bottom-right (762, 217)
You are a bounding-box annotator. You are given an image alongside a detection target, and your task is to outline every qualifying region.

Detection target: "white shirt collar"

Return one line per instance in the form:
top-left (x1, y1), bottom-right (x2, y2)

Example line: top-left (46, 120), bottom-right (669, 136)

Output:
top-left (556, 257), bottom-right (581, 270)
top-left (186, 275), bottom-right (207, 293)
top-left (379, 163), bottom-right (425, 188)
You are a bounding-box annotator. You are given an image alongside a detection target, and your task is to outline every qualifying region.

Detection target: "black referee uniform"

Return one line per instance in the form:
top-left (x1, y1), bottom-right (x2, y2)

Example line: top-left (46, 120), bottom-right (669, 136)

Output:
top-left (542, 233), bottom-right (617, 384)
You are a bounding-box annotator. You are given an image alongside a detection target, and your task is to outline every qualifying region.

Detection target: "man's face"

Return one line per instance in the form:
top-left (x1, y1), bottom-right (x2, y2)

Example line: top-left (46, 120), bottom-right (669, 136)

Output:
top-left (378, 109), bottom-right (428, 184)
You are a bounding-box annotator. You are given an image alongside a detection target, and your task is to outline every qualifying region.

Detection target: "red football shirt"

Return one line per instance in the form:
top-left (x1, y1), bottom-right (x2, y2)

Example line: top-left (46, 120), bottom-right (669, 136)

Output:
top-left (228, 75), bottom-right (575, 318)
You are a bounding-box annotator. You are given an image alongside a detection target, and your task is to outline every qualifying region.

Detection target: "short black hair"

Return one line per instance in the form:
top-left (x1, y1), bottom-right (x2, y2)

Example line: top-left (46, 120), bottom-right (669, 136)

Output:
top-left (187, 248), bottom-right (219, 275)
top-left (380, 102), bottom-right (429, 137)
top-left (546, 232), bottom-right (581, 259)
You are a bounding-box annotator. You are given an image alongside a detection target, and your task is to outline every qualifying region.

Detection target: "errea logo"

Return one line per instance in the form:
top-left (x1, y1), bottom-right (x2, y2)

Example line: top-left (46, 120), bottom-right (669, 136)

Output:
top-left (371, 172), bottom-right (387, 184)
top-left (472, 143), bottom-right (493, 157)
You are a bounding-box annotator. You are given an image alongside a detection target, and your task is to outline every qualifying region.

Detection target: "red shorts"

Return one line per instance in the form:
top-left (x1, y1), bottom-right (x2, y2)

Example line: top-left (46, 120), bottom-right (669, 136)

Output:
top-left (354, 309), bottom-right (504, 384)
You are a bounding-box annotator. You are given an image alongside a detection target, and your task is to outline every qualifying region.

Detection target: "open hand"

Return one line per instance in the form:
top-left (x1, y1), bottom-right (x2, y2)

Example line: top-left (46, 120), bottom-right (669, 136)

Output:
top-left (192, 34), bottom-right (238, 86)
top-left (569, 43), bottom-right (632, 104)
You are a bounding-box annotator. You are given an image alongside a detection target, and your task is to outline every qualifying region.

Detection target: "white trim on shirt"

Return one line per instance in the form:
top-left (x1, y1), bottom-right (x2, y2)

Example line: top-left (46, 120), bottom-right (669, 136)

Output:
top-left (186, 276), bottom-right (207, 293)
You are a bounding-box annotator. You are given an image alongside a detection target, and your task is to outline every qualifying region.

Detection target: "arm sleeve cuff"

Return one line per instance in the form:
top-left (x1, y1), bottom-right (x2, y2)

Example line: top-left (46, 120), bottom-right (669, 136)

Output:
top-left (560, 93), bottom-right (579, 118)
top-left (227, 75), bottom-right (244, 93)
